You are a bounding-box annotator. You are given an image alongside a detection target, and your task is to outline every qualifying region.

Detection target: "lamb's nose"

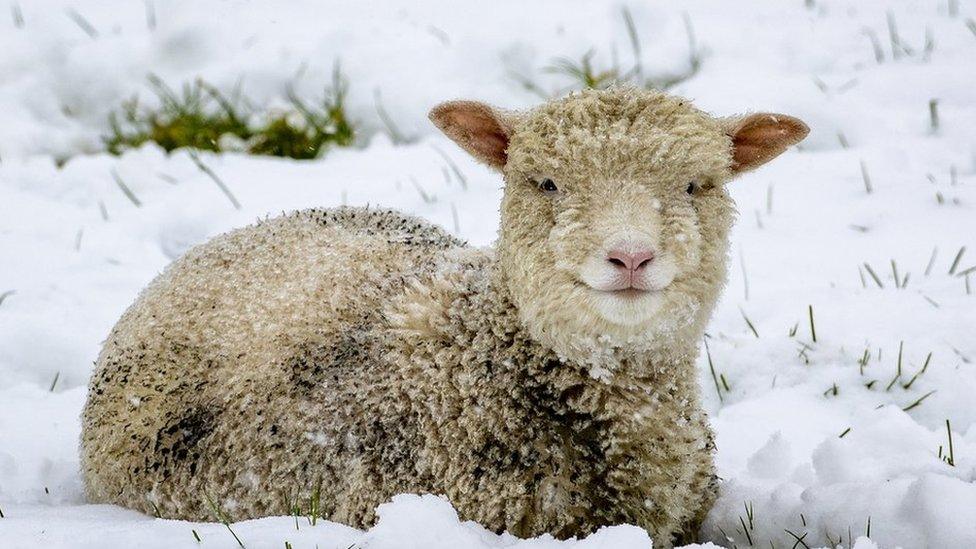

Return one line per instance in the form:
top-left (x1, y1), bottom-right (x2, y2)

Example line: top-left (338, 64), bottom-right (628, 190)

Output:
top-left (606, 249), bottom-right (655, 272)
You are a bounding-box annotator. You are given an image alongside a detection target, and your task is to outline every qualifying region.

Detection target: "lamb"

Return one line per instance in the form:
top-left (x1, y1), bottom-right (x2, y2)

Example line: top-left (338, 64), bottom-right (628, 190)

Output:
top-left (80, 87), bottom-right (808, 547)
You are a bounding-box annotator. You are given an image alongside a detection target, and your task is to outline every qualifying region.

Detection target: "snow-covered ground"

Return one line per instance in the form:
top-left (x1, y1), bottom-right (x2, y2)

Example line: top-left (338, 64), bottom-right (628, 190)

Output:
top-left (1, 0), bottom-right (975, 547)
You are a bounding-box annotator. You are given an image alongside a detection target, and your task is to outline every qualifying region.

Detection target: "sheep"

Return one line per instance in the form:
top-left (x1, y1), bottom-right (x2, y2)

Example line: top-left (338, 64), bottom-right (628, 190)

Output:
top-left (80, 87), bottom-right (808, 547)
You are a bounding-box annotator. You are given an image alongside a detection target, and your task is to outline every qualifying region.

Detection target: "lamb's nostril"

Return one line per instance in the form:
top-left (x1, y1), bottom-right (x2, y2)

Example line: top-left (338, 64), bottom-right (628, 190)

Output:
top-left (606, 249), bottom-right (655, 272)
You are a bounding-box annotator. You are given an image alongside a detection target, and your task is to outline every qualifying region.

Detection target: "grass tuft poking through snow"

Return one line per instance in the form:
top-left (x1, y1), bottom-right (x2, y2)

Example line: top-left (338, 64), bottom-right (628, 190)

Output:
top-left (513, 7), bottom-right (703, 97)
top-left (106, 67), bottom-right (355, 160)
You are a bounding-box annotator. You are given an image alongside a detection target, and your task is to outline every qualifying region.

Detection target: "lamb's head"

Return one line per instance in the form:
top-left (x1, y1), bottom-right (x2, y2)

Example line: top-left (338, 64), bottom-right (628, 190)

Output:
top-left (431, 88), bottom-right (808, 360)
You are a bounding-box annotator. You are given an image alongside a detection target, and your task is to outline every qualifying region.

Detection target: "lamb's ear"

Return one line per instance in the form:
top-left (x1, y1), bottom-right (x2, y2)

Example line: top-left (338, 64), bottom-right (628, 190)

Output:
top-left (727, 113), bottom-right (809, 174)
top-left (429, 100), bottom-right (514, 170)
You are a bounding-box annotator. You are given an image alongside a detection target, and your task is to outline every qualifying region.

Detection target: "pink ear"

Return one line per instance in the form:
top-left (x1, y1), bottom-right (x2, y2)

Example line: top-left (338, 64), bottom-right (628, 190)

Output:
top-left (729, 113), bottom-right (809, 174)
top-left (429, 101), bottom-right (513, 169)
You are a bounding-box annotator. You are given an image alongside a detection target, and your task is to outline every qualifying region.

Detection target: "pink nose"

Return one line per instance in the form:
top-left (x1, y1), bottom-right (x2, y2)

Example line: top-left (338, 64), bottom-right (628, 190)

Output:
top-left (606, 249), bottom-right (655, 272)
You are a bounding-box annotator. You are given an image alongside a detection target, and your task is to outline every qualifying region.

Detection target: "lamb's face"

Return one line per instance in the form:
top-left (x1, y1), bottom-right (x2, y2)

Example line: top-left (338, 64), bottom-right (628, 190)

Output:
top-left (498, 91), bottom-right (736, 351)
top-left (431, 89), bottom-right (808, 359)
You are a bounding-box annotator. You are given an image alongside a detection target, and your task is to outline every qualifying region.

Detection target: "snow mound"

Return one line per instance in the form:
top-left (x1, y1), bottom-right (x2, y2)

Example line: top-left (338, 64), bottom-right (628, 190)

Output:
top-left (0, 494), bottom-right (652, 549)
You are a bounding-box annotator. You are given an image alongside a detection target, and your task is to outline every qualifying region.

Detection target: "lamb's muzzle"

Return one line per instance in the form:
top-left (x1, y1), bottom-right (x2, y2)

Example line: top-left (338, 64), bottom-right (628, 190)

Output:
top-left (81, 87), bottom-right (808, 549)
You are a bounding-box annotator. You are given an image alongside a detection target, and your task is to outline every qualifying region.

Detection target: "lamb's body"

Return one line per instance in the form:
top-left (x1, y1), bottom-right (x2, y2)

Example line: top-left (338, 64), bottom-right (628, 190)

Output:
top-left (83, 88), bottom-right (808, 547)
top-left (82, 207), bottom-right (715, 544)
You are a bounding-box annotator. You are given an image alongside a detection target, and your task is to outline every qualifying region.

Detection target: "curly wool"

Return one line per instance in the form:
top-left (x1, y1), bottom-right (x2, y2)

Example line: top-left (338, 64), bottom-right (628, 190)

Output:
top-left (82, 88), bottom-right (806, 547)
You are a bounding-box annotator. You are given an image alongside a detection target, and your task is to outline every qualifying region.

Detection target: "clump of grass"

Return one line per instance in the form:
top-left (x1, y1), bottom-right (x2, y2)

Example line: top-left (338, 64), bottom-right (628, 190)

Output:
top-left (544, 50), bottom-right (620, 90)
top-left (718, 502), bottom-right (874, 549)
top-left (280, 479), bottom-right (328, 530)
top-left (513, 8), bottom-right (703, 96)
top-left (106, 75), bottom-right (247, 155)
top-left (106, 66), bottom-right (355, 160)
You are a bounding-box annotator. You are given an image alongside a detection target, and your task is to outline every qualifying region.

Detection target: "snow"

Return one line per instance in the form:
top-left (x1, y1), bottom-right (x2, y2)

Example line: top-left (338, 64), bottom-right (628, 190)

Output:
top-left (1, 0), bottom-right (975, 547)
top-left (0, 494), bottom-right (654, 549)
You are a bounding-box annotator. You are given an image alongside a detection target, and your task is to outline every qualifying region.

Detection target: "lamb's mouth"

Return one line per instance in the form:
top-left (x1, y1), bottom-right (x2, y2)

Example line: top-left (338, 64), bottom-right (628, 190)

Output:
top-left (602, 288), bottom-right (652, 299)
top-left (576, 280), bottom-right (662, 299)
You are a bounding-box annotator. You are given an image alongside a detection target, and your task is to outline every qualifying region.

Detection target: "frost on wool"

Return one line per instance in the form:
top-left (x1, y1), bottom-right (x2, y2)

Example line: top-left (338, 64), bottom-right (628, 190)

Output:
top-left (80, 87), bottom-right (807, 548)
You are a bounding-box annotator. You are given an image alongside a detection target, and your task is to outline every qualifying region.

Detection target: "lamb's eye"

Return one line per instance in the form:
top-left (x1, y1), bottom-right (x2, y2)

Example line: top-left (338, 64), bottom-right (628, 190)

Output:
top-left (538, 178), bottom-right (559, 195)
top-left (686, 181), bottom-right (698, 195)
